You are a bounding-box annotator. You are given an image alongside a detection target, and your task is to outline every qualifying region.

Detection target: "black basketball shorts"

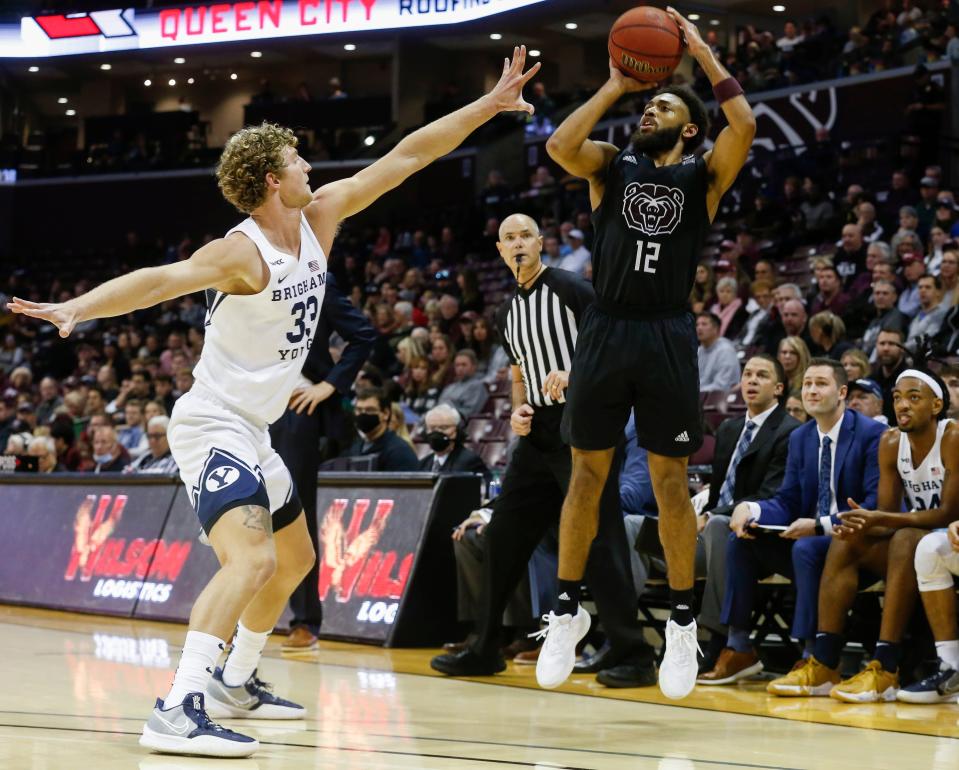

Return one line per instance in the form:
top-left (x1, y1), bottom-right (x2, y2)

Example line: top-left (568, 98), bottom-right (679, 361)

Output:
top-left (563, 304), bottom-right (703, 457)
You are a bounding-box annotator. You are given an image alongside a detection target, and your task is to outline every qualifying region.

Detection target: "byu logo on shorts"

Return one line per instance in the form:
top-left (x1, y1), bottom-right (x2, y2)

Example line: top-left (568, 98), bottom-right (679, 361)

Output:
top-left (622, 182), bottom-right (685, 236)
top-left (206, 465), bottom-right (240, 492)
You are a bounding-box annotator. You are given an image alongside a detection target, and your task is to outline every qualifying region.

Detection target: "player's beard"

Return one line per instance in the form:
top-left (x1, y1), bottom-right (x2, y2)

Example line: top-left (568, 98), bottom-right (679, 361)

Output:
top-left (630, 124), bottom-right (685, 156)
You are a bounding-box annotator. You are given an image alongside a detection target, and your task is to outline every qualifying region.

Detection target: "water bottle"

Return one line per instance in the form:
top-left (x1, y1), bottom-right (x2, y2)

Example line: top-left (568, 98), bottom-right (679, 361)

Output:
top-left (487, 472), bottom-right (502, 501)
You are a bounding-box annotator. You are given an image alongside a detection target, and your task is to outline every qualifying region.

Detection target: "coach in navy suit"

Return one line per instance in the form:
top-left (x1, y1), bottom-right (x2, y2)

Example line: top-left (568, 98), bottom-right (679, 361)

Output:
top-left (271, 273), bottom-right (376, 647)
top-left (719, 358), bottom-right (884, 665)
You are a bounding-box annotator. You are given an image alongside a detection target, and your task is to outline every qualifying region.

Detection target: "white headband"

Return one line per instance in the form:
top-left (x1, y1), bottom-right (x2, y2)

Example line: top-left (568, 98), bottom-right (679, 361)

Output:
top-left (896, 369), bottom-right (943, 399)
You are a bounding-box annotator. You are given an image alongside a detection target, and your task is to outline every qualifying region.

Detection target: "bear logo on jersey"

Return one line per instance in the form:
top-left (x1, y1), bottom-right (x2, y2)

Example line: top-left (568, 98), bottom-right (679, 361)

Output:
top-left (622, 182), bottom-right (685, 236)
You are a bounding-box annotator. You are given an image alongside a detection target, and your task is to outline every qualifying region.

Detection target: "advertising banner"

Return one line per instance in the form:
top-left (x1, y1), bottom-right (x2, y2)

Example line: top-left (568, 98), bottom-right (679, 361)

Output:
top-left (0, 481), bottom-right (180, 616)
top-left (315, 485), bottom-right (433, 643)
top-left (4, 0), bottom-right (548, 58)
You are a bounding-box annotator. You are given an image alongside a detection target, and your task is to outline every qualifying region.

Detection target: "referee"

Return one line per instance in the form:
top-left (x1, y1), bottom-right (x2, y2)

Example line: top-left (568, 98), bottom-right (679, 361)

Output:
top-left (430, 213), bottom-right (656, 684)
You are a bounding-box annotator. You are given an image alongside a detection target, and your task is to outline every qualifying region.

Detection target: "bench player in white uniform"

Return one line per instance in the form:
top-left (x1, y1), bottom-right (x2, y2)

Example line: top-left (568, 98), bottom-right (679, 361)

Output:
top-left (834, 369), bottom-right (959, 702)
top-left (7, 47), bottom-right (541, 759)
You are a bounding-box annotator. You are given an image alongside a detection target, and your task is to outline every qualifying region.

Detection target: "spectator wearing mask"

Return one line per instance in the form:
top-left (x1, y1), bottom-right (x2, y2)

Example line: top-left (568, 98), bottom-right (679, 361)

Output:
top-left (418, 404), bottom-right (490, 480)
top-left (126, 416), bottom-right (178, 474)
top-left (906, 275), bottom-right (948, 347)
top-left (91, 425), bottom-right (131, 473)
top-left (898, 251), bottom-right (927, 318)
top-left (343, 388), bottom-right (419, 471)
top-left (27, 435), bottom-right (62, 473)
top-left (438, 350), bottom-right (489, 419)
top-left (697, 313), bottom-right (741, 393)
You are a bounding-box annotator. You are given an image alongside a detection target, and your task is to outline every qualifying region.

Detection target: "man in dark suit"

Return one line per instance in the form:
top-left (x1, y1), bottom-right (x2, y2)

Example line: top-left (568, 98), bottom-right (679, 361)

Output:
top-left (270, 273), bottom-right (376, 649)
top-left (696, 354), bottom-right (800, 677)
top-left (718, 358), bottom-right (884, 688)
top-left (418, 403), bottom-right (492, 482)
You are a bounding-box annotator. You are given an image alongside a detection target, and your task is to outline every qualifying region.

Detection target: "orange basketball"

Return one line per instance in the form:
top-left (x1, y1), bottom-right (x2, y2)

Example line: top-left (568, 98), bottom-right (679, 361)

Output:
top-left (608, 6), bottom-right (684, 83)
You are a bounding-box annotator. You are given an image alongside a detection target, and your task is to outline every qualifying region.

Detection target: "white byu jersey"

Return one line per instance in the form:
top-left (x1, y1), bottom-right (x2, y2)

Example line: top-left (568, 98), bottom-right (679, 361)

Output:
top-left (898, 418), bottom-right (953, 511)
top-left (192, 214), bottom-right (327, 424)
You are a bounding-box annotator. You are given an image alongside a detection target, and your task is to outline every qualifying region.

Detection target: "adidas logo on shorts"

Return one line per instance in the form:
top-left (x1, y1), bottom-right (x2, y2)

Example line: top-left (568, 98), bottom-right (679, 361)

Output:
top-left (622, 154), bottom-right (638, 164)
top-left (674, 431), bottom-right (690, 443)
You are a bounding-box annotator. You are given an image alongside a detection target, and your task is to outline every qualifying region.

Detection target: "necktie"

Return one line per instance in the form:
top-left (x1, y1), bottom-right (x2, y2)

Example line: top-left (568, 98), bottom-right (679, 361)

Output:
top-left (717, 420), bottom-right (756, 508)
top-left (818, 435), bottom-right (833, 520)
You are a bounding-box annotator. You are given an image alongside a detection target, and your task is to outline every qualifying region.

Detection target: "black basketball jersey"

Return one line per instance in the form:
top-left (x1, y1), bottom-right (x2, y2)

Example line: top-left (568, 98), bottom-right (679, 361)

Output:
top-left (591, 148), bottom-right (710, 315)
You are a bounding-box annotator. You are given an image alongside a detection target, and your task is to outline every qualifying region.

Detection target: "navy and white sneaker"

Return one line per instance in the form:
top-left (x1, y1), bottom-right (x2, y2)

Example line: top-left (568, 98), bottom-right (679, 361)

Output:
top-left (139, 692), bottom-right (258, 757)
top-left (206, 667), bottom-right (306, 719)
top-left (897, 666), bottom-right (959, 704)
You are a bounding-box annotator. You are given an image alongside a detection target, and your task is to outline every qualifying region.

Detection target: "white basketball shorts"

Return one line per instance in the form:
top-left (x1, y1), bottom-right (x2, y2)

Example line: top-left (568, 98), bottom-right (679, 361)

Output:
top-left (168, 382), bottom-right (296, 535)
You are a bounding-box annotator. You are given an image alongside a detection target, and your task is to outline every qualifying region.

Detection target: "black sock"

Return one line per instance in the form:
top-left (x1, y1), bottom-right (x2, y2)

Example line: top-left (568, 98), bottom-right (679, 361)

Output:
top-left (557, 579), bottom-right (580, 617)
top-left (874, 640), bottom-right (900, 673)
top-left (669, 588), bottom-right (695, 627)
top-left (813, 632), bottom-right (843, 670)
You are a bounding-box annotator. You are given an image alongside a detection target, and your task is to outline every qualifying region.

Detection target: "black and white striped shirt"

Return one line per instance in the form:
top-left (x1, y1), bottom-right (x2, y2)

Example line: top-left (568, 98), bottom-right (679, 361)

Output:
top-left (496, 267), bottom-right (595, 408)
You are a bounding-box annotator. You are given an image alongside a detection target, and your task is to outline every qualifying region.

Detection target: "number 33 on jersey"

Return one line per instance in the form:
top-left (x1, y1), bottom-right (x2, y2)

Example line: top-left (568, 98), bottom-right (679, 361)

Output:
top-left (193, 214), bottom-right (327, 424)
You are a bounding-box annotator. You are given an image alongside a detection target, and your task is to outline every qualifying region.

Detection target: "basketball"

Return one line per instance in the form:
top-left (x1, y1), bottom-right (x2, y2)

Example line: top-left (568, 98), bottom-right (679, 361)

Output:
top-left (608, 6), bottom-right (684, 82)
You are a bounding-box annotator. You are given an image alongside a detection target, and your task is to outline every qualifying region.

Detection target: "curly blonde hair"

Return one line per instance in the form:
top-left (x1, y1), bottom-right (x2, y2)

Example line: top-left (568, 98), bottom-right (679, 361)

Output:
top-left (216, 122), bottom-right (297, 213)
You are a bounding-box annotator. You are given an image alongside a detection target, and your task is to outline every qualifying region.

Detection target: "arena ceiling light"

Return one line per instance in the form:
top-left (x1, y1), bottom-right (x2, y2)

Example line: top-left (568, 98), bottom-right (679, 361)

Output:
top-left (28, 65), bottom-right (38, 72)
top-left (99, 63), bottom-right (111, 70)
top-left (773, 4), bottom-right (786, 11)
top-left (364, 135), bottom-right (375, 146)
top-left (173, 56), bottom-right (185, 63)
top-left (343, 43), bottom-right (356, 51)
top-left (250, 50), bottom-right (262, 57)
top-left (688, 13), bottom-right (700, 20)
top-left (57, 97), bottom-right (67, 103)
top-left (168, 77), bottom-right (176, 85)
top-left (529, 49), bottom-right (540, 57)
top-left (143, 78), bottom-right (151, 86)
top-left (230, 72), bottom-right (238, 79)
top-left (65, 109), bottom-right (76, 116)
top-left (709, 19), bottom-right (721, 25)
top-left (490, 33), bottom-right (502, 40)
top-left (564, 22), bottom-right (577, 30)
top-left (187, 77), bottom-right (195, 84)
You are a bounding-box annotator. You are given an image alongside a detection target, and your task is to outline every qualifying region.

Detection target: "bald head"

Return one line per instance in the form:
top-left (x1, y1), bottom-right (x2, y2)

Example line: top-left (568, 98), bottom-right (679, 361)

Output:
top-left (498, 213), bottom-right (540, 241)
top-left (781, 299), bottom-right (807, 336)
top-left (496, 213), bottom-right (544, 284)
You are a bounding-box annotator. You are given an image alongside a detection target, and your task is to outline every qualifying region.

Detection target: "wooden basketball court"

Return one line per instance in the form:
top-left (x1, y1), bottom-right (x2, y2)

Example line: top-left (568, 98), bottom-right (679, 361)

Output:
top-left (1, 604), bottom-right (956, 769)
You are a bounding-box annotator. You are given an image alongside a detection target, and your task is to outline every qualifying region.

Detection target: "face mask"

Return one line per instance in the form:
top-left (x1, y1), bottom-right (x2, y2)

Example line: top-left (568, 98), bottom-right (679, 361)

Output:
top-left (355, 413), bottom-right (381, 435)
top-left (426, 431), bottom-right (452, 452)
top-left (93, 452), bottom-right (113, 464)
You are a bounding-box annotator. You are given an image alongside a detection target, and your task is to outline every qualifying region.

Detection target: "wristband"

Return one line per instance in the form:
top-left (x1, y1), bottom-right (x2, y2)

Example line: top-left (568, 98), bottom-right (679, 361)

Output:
top-left (712, 76), bottom-right (744, 104)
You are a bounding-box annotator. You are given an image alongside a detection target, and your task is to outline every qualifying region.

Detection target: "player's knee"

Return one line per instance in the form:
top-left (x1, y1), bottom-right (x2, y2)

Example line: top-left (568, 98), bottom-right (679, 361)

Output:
top-left (246, 546), bottom-right (278, 589)
top-left (915, 531), bottom-right (953, 591)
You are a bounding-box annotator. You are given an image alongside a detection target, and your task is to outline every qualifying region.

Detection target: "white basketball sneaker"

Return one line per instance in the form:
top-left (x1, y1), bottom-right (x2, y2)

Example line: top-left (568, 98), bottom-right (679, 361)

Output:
top-left (533, 605), bottom-right (591, 689)
top-left (659, 619), bottom-right (702, 700)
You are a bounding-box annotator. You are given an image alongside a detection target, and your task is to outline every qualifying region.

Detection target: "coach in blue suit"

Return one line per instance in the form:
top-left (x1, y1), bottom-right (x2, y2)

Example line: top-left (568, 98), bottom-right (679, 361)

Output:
top-left (270, 273), bottom-right (376, 648)
top-left (719, 358), bottom-right (885, 663)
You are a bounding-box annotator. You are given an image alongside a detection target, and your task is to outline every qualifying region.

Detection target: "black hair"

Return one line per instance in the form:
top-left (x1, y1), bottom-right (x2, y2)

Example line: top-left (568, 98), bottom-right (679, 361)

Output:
top-left (355, 386), bottom-right (390, 411)
top-left (654, 84), bottom-right (710, 152)
top-left (748, 353), bottom-right (788, 390)
top-left (807, 357), bottom-right (848, 388)
top-left (697, 311), bottom-right (721, 329)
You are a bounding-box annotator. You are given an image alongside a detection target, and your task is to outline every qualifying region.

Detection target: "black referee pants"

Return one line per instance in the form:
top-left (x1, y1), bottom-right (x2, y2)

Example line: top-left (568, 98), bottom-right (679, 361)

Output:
top-left (471, 436), bottom-right (653, 662)
top-left (270, 404), bottom-right (325, 633)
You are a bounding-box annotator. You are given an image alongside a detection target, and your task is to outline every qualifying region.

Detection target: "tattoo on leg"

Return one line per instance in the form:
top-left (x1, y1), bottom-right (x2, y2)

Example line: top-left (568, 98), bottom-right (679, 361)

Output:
top-left (240, 506), bottom-right (273, 535)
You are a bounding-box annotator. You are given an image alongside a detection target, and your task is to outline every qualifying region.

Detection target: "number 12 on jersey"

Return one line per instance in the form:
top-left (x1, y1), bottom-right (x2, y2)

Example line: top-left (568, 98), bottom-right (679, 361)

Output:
top-left (634, 240), bottom-right (660, 274)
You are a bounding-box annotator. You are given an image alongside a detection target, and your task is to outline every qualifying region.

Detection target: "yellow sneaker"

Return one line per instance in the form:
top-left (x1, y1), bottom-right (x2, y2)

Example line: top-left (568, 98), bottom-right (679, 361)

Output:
top-left (830, 660), bottom-right (899, 703)
top-left (766, 656), bottom-right (840, 697)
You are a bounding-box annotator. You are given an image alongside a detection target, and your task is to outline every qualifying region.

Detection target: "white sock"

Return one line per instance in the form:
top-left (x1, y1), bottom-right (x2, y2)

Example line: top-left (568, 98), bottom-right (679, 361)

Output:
top-left (164, 630), bottom-right (225, 709)
top-left (936, 640), bottom-right (959, 670)
top-left (222, 622), bottom-right (271, 687)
